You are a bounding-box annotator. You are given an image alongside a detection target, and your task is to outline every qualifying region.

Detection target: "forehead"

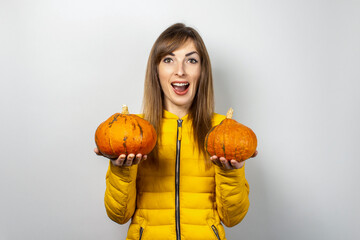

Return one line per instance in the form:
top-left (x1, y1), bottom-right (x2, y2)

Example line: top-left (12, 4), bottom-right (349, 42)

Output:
top-left (172, 40), bottom-right (198, 54)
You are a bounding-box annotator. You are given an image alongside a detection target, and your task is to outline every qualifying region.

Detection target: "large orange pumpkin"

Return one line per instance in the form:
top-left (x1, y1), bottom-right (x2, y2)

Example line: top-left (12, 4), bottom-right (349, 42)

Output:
top-left (95, 105), bottom-right (157, 159)
top-left (205, 108), bottom-right (257, 162)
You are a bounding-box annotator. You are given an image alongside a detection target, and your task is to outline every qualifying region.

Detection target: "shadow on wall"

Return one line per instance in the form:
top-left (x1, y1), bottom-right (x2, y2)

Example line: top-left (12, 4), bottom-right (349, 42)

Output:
top-left (212, 64), bottom-right (272, 239)
top-left (213, 66), bottom-right (233, 115)
top-left (212, 63), bottom-right (250, 117)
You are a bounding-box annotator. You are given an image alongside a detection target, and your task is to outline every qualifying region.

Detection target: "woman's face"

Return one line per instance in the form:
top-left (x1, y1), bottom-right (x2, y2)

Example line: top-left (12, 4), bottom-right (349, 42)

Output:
top-left (158, 40), bottom-right (201, 112)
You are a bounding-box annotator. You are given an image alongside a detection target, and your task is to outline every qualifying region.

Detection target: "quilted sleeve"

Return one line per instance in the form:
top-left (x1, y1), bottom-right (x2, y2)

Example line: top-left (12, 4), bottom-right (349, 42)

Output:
top-left (104, 162), bottom-right (138, 224)
top-left (214, 164), bottom-right (250, 227)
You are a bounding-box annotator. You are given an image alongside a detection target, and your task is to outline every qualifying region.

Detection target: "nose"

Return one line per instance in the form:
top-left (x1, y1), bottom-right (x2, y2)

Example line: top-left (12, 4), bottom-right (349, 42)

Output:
top-left (175, 62), bottom-right (186, 76)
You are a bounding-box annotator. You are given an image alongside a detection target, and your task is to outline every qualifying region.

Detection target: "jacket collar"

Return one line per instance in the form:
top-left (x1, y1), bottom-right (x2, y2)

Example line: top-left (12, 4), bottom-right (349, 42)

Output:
top-left (163, 109), bottom-right (189, 121)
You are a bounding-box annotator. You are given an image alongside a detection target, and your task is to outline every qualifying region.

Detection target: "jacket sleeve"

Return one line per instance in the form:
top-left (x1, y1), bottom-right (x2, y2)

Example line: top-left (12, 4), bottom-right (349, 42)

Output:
top-left (104, 162), bottom-right (138, 224)
top-left (214, 164), bottom-right (250, 227)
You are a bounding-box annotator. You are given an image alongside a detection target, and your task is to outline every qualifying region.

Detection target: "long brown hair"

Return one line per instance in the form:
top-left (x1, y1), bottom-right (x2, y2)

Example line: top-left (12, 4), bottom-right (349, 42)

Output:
top-left (142, 23), bottom-right (214, 167)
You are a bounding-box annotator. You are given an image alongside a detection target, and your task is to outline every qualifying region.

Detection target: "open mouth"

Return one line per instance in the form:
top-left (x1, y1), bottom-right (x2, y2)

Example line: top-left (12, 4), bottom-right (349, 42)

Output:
top-left (171, 82), bottom-right (190, 95)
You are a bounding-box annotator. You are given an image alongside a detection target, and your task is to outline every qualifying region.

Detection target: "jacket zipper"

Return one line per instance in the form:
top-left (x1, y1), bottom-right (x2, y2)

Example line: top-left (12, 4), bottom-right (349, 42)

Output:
top-left (211, 225), bottom-right (221, 240)
top-left (175, 119), bottom-right (183, 240)
top-left (139, 226), bottom-right (144, 240)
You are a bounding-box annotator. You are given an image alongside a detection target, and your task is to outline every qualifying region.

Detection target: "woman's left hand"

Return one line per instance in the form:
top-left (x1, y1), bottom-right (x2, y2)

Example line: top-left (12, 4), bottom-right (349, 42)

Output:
top-left (210, 150), bottom-right (258, 170)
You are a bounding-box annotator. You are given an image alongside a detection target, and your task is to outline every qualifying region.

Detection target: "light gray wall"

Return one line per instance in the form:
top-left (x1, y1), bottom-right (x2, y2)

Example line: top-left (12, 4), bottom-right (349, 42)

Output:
top-left (1, 0), bottom-right (359, 239)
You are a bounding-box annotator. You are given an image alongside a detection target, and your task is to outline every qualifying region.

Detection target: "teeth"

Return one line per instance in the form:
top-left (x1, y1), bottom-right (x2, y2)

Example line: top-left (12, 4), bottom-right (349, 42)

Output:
top-left (172, 83), bottom-right (189, 86)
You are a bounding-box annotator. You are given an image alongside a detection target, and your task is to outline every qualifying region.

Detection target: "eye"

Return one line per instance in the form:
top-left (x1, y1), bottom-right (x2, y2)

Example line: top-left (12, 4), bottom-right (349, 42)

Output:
top-left (163, 57), bottom-right (173, 63)
top-left (188, 58), bottom-right (198, 64)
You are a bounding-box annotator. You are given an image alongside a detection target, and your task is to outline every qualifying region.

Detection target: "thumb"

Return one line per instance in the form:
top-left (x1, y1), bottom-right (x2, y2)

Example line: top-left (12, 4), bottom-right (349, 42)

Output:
top-left (94, 147), bottom-right (102, 155)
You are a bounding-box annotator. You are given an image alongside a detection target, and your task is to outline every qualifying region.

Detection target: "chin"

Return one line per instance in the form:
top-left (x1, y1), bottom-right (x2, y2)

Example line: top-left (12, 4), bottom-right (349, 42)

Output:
top-left (170, 96), bottom-right (193, 107)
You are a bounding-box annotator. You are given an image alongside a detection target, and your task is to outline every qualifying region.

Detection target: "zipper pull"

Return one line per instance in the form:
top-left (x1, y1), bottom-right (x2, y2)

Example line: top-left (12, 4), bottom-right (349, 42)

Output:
top-left (177, 120), bottom-right (183, 141)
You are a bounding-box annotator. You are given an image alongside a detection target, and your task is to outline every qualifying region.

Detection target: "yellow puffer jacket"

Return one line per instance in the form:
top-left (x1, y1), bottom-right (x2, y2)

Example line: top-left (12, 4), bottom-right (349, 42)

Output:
top-left (104, 110), bottom-right (250, 240)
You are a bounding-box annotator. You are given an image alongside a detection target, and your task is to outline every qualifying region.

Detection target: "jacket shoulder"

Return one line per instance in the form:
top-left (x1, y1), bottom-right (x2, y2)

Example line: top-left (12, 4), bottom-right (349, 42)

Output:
top-left (212, 113), bottom-right (226, 126)
top-left (135, 113), bottom-right (144, 118)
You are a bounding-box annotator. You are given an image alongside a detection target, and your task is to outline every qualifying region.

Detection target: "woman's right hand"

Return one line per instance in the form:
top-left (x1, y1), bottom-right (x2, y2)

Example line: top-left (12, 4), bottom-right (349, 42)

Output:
top-left (94, 147), bottom-right (147, 167)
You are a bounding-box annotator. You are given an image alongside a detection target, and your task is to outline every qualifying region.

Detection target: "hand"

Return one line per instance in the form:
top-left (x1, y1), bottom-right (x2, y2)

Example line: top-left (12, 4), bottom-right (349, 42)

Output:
top-left (94, 147), bottom-right (147, 167)
top-left (210, 150), bottom-right (258, 170)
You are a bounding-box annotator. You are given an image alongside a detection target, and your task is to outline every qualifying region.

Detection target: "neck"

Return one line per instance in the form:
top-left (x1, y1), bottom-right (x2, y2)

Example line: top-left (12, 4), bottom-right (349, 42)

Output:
top-left (164, 104), bottom-right (190, 119)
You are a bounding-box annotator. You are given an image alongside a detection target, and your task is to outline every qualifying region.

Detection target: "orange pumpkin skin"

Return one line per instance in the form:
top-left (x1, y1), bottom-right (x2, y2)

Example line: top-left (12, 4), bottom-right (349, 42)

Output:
top-left (205, 108), bottom-right (257, 162)
top-left (95, 105), bottom-right (157, 159)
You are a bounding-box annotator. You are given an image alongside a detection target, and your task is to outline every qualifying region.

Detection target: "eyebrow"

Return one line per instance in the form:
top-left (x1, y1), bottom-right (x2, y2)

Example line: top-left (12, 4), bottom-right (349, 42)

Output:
top-left (168, 51), bottom-right (199, 57)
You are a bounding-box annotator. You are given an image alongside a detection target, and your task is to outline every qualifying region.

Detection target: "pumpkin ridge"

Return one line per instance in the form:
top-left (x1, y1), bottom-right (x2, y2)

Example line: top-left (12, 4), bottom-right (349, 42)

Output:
top-left (212, 123), bottom-right (219, 157)
top-left (136, 121), bottom-right (144, 152)
top-left (130, 116), bottom-right (141, 153)
top-left (214, 119), bottom-right (225, 157)
top-left (136, 121), bottom-right (144, 139)
top-left (108, 114), bottom-right (119, 128)
top-left (246, 129), bottom-right (252, 159)
top-left (235, 126), bottom-right (242, 161)
top-left (222, 121), bottom-right (226, 159)
top-left (234, 147), bottom-right (237, 160)
top-left (205, 126), bottom-right (216, 154)
top-left (108, 122), bottom-right (116, 158)
top-left (123, 136), bottom-right (127, 155)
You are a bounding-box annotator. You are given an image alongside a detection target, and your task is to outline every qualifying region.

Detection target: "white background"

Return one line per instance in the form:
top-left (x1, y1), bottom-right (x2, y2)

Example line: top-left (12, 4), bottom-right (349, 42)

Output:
top-left (1, 0), bottom-right (359, 239)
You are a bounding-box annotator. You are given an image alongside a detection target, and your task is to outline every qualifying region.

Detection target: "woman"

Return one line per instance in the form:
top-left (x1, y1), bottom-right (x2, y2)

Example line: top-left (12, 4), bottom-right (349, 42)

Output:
top-left (95, 23), bottom-right (257, 240)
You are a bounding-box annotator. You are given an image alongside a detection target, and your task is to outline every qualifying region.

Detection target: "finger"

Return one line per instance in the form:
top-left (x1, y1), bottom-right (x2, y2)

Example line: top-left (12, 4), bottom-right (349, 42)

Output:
top-left (113, 154), bottom-right (126, 166)
top-left (219, 157), bottom-right (232, 170)
top-left (94, 147), bottom-right (102, 155)
top-left (230, 160), bottom-right (245, 169)
top-left (210, 155), bottom-right (218, 165)
top-left (251, 150), bottom-right (258, 158)
top-left (124, 154), bottom-right (135, 166)
top-left (210, 156), bottom-right (220, 166)
top-left (211, 159), bottom-right (221, 167)
top-left (133, 154), bottom-right (142, 165)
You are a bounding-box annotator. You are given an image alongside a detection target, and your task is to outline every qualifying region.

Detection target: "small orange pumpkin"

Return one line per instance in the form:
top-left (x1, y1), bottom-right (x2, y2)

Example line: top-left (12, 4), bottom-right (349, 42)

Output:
top-left (95, 105), bottom-right (157, 159)
top-left (205, 108), bottom-right (257, 162)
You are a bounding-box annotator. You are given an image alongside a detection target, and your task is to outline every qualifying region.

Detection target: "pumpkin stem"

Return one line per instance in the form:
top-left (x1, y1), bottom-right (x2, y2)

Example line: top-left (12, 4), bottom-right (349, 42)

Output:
top-left (226, 108), bottom-right (234, 119)
top-left (122, 105), bottom-right (129, 114)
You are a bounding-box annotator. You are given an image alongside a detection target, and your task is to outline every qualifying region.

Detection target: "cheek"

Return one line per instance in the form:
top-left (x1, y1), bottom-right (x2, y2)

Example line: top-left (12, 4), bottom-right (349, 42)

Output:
top-left (158, 67), bottom-right (168, 89)
top-left (159, 78), bottom-right (169, 95)
top-left (192, 64), bottom-right (201, 78)
top-left (158, 65), bottom-right (172, 84)
top-left (191, 68), bottom-right (201, 89)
